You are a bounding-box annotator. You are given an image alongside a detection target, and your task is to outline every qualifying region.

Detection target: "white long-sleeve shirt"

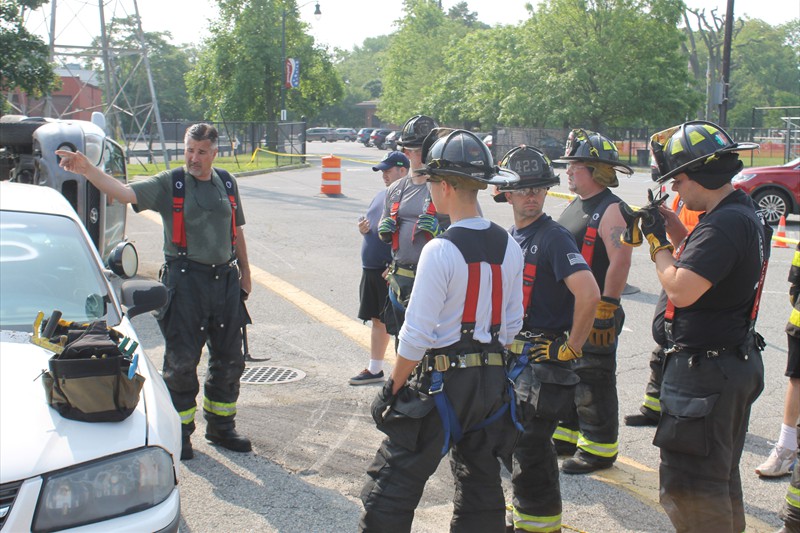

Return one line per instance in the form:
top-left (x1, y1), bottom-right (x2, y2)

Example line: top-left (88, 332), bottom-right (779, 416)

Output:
top-left (397, 217), bottom-right (525, 362)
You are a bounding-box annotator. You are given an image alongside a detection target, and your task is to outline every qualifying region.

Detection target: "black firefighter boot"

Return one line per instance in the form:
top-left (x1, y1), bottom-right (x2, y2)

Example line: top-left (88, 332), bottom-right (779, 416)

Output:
top-left (205, 421), bottom-right (252, 453)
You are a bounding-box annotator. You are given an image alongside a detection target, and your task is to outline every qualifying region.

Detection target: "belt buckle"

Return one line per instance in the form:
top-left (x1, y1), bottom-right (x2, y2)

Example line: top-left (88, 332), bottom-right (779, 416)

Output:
top-left (458, 354), bottom-right (467, 369)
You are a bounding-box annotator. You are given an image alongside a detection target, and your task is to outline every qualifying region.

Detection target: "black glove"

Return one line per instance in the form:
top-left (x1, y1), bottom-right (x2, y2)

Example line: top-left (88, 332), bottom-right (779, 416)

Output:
top-left (588, 296), bottom-right (621, 349)
top-left (530, 337), bottom-right (582, 363)
top-left (619, 203), bottom-right (644, 247)
top-left (641, 207), bottom-right (674, 261)
top-left (371, 378), bottom-right (396, 426)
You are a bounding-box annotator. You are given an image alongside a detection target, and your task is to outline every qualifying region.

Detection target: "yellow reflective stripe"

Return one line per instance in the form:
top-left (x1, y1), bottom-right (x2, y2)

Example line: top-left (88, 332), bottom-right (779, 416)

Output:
top-left (688, 129), bottom-right (706, 145)
top-left (178, 406), bottom-right (196, 425)
top-left (670, 138), bottom-right (684, 155)
top-left (512, 506), bottom-right (561, 533)
top-left (577, 435), bottom-right (618, 458)
top-left (553, 426), bottom-right (579, 444)
top-left (792, 250), bottom-right (800, 267)
top-left (787, 485), bottom-right (800, 510)
top-left (203, 397), bottom-right (237, 417)
top-left (791, 308), bottom-right (800, 328)
top-left (642, 394), bottom-right (661, 413)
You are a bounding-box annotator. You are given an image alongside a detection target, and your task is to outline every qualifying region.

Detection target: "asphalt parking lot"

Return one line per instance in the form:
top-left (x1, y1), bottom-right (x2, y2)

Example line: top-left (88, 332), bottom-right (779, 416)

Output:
top-left (127, 140), bottom-right (795, 532)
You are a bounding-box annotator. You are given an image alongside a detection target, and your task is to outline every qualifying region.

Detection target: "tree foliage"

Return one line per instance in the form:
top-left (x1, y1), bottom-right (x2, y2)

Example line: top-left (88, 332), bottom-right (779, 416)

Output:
top-left (0, 0), bottom-right (59, 105)
top-left (186, 0), bottom-right (342, 122)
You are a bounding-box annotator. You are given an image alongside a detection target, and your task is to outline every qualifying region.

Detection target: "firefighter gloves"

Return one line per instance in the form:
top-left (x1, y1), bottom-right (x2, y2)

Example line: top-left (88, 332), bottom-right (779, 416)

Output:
top-left (378, 217), bottom-right (397, 244)
top-left (530, 337), bottom-right (582, 363)
top-left (619, 203), bottom-right (644, 247)
top-left (588, 296), bottom-right (622, 349)
top-left (371, 378), bottom-right (396, 426)
top-left (415, 213), bottom-right (442, 239)
top-left (641, 209), bottom-right (674, 262)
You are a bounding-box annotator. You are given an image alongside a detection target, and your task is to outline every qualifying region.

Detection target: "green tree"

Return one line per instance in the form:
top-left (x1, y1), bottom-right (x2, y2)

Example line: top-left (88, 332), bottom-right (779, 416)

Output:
top-left (379, 0), bottom-right (470, 124)
top-left (0, 0), bottom-right (59, 111)
top-left (525, 0), bottom-right (699, 129)
top-left (727, 18), bottom-right (800, 127)
top-left (186, 0), bottom-right (342, 122)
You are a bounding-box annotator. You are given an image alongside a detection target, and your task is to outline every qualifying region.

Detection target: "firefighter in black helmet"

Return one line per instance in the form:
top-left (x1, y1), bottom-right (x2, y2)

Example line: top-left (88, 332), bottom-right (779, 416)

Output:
top-left (552, 129), bottom-right (633, 474)
top-left (636, 120), bottom-right (768, 532)
top-left (496, 146), bottom-right (600, 532)
top-left (361, 129), bottom-right (524, 533)
top-left (378, 115), bottom-right (449, 345)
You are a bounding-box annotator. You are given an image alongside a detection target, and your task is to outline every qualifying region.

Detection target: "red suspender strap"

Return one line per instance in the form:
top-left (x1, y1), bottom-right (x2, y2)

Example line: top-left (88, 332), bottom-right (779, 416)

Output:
top-left (580, 226), bottom-right (597, 267)
top-left (490, 263), bottom-right (502, 329)
top-left (390, 201), bottom-right (400, 252)
top-left (522, 263), bottom-right (537, 312)
top-left (171, 169), bottom-right (187, 251)
top-left (463, 263), bottom-right (481, 325)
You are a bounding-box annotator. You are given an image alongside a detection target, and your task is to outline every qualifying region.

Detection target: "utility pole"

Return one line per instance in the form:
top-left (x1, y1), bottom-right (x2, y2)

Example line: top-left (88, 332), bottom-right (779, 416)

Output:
top-left (719, 0), bottom-right (734, 127)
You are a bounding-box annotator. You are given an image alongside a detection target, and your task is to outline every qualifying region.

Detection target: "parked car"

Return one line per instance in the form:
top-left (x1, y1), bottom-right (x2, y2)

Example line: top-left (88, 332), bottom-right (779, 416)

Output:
top-left (384, 131), bottom-right (400, 151)
top-left (0, 181), bottom-right (181, 532)
top-left (305, 127), bottom-right (337, 143)
top-left (732, 157), bottom-right (800, 224)
top-left (335, 128), bottom-right (357, 142)
top-left (483, 134), bottom-right (493, 149)
top-left (357, 128), bottom-right (375, 146)
top-left (370, 128), bottom-right (393, 150)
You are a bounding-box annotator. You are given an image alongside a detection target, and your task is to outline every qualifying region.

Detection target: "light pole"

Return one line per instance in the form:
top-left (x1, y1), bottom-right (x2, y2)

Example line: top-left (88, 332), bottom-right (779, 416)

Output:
top-left (280, 1), bottom-right (321, 122)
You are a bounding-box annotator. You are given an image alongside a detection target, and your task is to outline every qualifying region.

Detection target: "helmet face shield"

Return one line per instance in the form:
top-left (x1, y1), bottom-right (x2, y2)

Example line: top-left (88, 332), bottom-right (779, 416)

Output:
top-left (421, 128), bottom-right (519, 186)
top-left (650, 121), bottom-right (758, 182)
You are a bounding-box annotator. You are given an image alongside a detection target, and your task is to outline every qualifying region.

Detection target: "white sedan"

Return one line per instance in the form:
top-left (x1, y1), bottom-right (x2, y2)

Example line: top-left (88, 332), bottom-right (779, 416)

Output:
top-left (0, 182), bottom-right (181, 532)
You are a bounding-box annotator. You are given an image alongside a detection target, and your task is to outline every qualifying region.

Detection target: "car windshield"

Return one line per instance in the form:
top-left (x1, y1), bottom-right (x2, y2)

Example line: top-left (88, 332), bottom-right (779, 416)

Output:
top-left (0, 210), bottom-right (115, 332)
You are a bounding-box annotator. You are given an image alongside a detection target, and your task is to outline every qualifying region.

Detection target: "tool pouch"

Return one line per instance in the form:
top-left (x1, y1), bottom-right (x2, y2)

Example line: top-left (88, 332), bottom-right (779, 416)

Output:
top-left (39, 319), bottom-right (144, 423)
top-left (513, 361), bottom-right (579, 421)
top-left (377, 386), bottom-right (436, 452)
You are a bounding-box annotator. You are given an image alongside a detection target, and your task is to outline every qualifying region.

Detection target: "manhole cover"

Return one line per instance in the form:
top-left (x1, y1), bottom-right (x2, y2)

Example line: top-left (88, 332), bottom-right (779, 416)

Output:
top-left (240, 366), bottom-right (305, 384)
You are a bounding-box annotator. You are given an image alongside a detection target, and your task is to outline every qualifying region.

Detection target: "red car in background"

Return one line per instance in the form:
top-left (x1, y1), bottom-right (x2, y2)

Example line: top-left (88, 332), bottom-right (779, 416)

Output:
top-left (732, 157), bottom-right (800, 224)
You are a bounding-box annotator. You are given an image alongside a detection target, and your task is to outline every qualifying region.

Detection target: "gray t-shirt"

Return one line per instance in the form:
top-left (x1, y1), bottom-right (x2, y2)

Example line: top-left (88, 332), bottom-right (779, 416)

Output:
top-left (382, 176), bottom-right (449, 265)
top-left (130, 168), bottom-right (246, 265)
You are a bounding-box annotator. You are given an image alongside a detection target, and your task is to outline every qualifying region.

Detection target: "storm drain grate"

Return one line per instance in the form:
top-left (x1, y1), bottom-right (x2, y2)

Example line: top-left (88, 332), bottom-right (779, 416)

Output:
top-left (240, 366), bottom-right (305, 384)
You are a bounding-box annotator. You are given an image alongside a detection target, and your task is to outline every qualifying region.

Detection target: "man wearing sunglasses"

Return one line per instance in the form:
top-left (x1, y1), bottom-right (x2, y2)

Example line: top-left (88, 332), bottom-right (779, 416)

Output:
top-left (551, 129), bottom-right (634, 474)
top-left (495, 146), bottom-right (600, 532)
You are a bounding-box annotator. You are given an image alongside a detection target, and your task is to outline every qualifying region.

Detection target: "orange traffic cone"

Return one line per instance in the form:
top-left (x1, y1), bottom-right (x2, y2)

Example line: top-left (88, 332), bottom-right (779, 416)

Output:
top-left (774, 215), bottom-right (788, 248)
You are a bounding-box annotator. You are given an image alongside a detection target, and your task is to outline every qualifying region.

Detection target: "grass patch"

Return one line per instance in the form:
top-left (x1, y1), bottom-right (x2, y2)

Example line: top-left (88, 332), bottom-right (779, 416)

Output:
top-left (127, 151), bottom-right (307, 177)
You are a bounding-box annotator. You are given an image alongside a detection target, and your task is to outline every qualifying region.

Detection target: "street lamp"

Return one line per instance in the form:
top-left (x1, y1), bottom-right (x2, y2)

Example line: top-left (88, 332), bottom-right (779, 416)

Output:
top-left (280, 2), bottom-right (321, 122)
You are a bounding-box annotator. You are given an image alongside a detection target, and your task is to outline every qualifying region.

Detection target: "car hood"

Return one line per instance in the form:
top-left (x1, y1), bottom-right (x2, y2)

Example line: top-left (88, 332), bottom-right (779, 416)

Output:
top-left (0, 330), bottom-right (148, 482)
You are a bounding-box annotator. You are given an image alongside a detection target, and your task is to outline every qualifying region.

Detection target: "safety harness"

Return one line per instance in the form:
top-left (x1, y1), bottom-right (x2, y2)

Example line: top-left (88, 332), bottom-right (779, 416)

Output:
top-left (171, 167), bottom-right (238, 256)
top-left (424, 223), bottom-right (523, 455)
top-left (664, 204), bottom-right (772, 355)
top-left (577, 193), bottom-right (619, 267)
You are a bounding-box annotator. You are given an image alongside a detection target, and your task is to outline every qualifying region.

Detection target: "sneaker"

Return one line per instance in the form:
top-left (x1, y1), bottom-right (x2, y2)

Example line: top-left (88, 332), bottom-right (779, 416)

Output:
top-left (349, 369), bottom-right (385, 385)
top-left (756, 445), bottom-right (796, 477)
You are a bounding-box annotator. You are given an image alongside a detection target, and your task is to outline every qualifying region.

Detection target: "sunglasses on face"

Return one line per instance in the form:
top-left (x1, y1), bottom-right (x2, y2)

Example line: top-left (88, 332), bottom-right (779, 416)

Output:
top-left (510, 187), bottom-right (548, 197)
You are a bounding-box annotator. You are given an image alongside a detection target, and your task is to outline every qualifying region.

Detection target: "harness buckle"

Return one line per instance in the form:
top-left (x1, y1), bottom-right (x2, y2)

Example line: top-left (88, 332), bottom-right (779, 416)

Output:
top-left (434, 355), bottom-right (449, 372)
top-left (458, 354), bottom-right (467, 369)
top-left (429, 372), bottom-right (444, 395)
top-left (706, 349), bottom-right (720, 358)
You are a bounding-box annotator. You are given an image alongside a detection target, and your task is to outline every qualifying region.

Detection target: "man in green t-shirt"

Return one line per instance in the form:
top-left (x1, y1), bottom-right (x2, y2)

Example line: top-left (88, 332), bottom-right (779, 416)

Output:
top-left (57, 123), bottom-right (252, 461)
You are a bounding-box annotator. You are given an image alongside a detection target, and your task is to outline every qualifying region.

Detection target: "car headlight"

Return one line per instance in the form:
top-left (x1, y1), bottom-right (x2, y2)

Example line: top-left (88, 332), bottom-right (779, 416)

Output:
top-left (732, 173), bottom-right (756, 183)
top-left (33, 447), bottom-right (175, 532)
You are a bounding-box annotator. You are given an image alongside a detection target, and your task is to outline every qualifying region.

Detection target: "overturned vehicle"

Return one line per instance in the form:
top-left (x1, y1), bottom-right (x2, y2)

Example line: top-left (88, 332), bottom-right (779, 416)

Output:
top-left (0, 113), bottom-right (128, 261)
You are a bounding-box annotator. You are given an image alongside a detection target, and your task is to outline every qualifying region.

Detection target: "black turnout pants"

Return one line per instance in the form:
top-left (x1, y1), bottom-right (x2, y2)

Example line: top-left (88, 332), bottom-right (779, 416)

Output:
top-left (360, 366), bottom-right (517, 533)
top-left (158, 260), bottom-right (245, 435)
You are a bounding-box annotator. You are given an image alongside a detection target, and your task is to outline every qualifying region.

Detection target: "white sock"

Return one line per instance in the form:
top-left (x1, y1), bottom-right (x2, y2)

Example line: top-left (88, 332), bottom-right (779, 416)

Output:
top-left (778, 423), bottom-right (798, 451)
top-left (368, 360), bottom-right (383, 375)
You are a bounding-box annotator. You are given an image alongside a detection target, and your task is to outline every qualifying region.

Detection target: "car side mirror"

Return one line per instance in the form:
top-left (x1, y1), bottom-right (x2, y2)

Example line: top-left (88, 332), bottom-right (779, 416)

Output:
top-left (120, 279), bottom-right (168, 319)
top-left (107, 241), bottom-right (138, 278)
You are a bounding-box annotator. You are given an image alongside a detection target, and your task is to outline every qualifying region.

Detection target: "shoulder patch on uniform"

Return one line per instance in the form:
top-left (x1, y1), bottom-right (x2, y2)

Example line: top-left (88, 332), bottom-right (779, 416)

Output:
top-left (567, 253), bottom-right (587, 266)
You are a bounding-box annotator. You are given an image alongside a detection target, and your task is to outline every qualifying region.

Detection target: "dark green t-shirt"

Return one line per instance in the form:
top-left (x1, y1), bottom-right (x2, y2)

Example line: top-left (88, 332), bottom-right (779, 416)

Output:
top-left (130, 168), bottom-right (246, 265)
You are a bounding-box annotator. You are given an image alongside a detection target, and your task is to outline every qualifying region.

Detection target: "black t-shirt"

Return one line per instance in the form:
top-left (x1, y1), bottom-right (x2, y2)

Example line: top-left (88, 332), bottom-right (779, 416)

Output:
top-left (557, 188), bottom-right (622, 293)
top-left (652, 190), bottom-right (767, 349)
top-left (511, 215), bottom-right (591, 333)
